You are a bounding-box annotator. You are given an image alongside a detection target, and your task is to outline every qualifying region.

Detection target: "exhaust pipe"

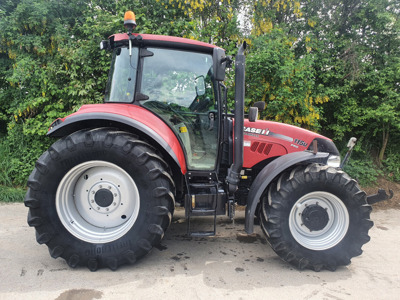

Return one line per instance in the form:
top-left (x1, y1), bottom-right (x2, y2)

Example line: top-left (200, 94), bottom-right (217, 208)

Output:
top-left (226, 42), bottom-right (246, 194)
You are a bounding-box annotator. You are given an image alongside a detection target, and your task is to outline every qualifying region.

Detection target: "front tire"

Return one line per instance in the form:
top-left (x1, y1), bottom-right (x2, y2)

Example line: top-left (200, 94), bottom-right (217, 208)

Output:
top-left (260, 164), bottom-right (373, 271)
top-left (25, 128), bottom-right (175, 271)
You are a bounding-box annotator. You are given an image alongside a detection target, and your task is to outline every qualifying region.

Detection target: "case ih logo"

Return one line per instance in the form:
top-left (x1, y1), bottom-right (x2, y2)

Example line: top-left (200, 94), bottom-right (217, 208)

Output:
top-left (243, 126), bottom-right (308, 147)
top-left (244, 126), bottom-right (268, 135)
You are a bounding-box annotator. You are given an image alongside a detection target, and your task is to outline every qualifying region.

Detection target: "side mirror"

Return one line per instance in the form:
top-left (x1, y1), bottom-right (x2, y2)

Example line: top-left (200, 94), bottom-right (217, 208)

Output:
top-left (248, 107), bottom-right (258, 122)
top-left (195, 76), bottom-right (206, 96)
top-left (248, 101), bottom-right (264, 122)
top-left (253, 101), bottom-right (265, 112)
top-left (213, 47), bottom-right (226, 81)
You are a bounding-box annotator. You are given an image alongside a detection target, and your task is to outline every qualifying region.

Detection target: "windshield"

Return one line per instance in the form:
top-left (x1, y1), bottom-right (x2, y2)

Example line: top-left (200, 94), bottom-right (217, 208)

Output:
top-left (141, 48), bottom-right (213, 108)
top-left (105, 47), bottom-right (139, 102)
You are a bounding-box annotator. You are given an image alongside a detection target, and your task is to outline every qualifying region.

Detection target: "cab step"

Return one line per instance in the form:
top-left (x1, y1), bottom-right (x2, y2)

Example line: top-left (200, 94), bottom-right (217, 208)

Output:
top-left (184, 171), bottom-right (226, 237)
top-left (185, 194), bottom-right (217, 237)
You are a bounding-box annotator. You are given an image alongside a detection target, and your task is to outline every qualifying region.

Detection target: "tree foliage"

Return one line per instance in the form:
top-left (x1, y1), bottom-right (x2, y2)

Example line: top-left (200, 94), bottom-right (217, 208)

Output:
top-left (246, 28), bottom-right (328, 129)
top-left (297, 0), bottom-right (400, 165)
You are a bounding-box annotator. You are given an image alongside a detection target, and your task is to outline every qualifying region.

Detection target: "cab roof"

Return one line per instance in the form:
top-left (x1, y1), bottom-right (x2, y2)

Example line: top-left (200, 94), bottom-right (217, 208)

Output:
top-left (109, 33), bottom-right (220, 53)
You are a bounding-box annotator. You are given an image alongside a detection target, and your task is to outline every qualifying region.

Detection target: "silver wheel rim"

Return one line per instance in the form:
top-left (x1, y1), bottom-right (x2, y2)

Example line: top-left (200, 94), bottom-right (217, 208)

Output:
top-left (56, 161), bottom-right (140, 244)
top-left (289, 192), bottom-right (349, 250)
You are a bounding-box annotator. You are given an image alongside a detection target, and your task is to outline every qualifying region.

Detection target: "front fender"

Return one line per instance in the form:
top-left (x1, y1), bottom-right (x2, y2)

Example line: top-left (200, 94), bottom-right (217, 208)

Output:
top-left (48, 104), bottom-right (187, 174)
top-left (245, 151), bottom-right (330, 234)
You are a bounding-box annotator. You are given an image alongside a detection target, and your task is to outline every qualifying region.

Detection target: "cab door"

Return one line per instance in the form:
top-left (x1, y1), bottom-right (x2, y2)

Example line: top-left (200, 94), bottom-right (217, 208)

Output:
top-left (139, 47), bottom-right (219, 171)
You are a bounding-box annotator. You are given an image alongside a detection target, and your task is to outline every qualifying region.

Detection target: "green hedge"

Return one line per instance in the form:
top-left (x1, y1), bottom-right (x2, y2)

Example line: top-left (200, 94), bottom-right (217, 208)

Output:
top-left (0, 185), bottom-right (26, 203)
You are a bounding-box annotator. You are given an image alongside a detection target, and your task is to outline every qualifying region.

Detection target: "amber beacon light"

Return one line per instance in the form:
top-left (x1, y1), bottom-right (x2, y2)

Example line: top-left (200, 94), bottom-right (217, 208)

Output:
top-left (124, 11), bottom-right (137, 34)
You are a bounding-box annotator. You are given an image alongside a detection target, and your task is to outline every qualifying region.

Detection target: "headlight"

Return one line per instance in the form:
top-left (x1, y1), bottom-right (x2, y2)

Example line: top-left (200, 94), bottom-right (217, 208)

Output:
top-left (327, 155), bottom-right (341, 168)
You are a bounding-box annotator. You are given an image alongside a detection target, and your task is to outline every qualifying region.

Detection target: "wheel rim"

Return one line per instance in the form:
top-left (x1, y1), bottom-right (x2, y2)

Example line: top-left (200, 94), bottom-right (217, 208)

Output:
top-left (56, 161), bottom-right (140, 244)
top-left (289, 192), bottom-right (349, 250)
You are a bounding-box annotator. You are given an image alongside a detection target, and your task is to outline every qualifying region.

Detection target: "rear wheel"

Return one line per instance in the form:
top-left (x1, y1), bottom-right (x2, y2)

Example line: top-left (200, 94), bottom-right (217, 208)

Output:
top-left (25, 128), bottom-right (175, 271)
top-left (260, 164), bottom-right (373, 271)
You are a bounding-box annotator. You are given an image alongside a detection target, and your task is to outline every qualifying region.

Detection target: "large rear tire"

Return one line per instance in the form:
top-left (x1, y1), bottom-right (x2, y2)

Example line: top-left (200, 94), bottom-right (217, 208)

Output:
top-left (25, 128), bottom-right (175, 271)
top-left (260, 164), bottom-right (373, 271)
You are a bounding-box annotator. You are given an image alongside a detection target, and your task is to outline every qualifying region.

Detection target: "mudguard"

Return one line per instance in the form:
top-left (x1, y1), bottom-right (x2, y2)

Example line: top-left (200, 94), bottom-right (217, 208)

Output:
top-left (245, 151), bottom-right (330, 234)
top-left (47, 104), bottom-right (187, 174)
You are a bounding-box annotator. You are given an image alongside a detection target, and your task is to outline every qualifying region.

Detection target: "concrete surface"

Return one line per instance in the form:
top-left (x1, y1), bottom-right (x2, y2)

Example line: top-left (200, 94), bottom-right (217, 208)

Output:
top-left (0, 203), bottom-right (399, 300)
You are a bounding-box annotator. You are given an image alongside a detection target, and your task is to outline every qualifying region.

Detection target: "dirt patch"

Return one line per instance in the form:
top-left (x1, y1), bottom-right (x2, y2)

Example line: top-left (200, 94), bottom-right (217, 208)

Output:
top-left (362, 177), bottom-right (400, 210)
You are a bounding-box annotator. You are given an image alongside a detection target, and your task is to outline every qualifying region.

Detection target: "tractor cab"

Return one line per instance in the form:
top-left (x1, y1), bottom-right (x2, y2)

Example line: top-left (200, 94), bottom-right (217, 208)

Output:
top-left (104, 34), bottom-right (220, 171)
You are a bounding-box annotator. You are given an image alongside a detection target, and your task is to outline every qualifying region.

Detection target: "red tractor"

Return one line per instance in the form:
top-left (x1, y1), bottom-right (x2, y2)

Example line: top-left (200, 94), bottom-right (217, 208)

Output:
top-left (25, 11), bottom-right (390, 271)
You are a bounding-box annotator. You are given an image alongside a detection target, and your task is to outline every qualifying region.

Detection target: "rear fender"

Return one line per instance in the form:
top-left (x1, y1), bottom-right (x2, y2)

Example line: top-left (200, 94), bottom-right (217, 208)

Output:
top-left (47, 104), bottom-right (187, 174)
top-left (245, 151), bottom-right (330, 234)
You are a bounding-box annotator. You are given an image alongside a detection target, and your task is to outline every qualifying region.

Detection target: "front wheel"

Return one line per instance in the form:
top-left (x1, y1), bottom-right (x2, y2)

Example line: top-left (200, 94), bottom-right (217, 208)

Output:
top-left (25, 128), bottom-right (175, 271)
top-left (260, 164), bottom-right (373, 271)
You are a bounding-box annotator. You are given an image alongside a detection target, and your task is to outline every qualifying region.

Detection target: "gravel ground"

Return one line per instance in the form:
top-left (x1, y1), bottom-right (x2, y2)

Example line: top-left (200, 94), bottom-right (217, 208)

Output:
top-left (0, 203), bottom-right (399, 300)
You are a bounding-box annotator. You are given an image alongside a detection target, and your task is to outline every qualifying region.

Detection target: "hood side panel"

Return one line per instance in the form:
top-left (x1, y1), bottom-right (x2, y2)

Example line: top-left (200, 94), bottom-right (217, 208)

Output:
top-left (243, 119), bottom-right (332, 169)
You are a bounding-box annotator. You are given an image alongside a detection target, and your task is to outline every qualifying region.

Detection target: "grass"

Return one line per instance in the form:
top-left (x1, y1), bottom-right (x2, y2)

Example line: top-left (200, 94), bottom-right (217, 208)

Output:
top-left (0, 185), bottom-right (26, 203)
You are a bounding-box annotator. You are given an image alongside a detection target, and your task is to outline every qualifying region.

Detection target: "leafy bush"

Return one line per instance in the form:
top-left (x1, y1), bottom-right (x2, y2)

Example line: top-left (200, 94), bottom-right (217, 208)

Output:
top-left (0, 124), bottom-right (51, 187)
top-left (0, 142), bottom-right (13, 186)
top-left (383, 152), bottom-right (400, 182)
top-left (0, 185), bottom-right (26, 202)
top-left (344, 158), bottom-right (382, 186)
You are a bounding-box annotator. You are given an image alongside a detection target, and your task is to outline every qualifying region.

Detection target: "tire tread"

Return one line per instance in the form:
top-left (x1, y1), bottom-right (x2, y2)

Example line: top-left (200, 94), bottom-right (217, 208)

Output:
top-left (25, 128), bottom-right (175, 271)
top-left (261, 163), bottom-right (373, 271)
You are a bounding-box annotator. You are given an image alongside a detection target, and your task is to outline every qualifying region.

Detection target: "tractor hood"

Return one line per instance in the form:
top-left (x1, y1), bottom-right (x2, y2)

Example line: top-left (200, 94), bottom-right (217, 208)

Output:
top-left (242, 119), bottom-right (339, 168)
